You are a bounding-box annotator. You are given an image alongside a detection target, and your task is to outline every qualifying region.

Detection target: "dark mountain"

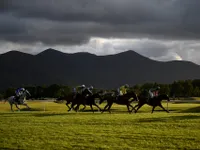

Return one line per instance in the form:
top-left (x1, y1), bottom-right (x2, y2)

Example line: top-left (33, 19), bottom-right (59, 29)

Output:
top-left (0, 49), bottom-right (200, 90)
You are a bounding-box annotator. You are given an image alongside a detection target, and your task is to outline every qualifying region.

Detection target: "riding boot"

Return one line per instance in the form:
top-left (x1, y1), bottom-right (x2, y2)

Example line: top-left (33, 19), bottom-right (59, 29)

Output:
top-left (15, 96), bottom-right (20, 104)
top-left (147, 96), bottom-right (150, 103)
top-left (116, 95), bottom-right (120, 101)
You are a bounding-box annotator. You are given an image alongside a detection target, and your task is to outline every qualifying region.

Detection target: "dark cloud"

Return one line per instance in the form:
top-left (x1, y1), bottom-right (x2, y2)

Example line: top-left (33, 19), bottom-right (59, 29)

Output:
top-left (1, 0), bottom-right (200, 45)
top-left (0, 0), bottom-right (8, 11)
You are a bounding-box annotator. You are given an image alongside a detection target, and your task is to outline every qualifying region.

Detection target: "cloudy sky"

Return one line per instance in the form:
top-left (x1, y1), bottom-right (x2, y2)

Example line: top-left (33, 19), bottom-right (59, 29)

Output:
top-left (1, 0), bottom-right (200, 64)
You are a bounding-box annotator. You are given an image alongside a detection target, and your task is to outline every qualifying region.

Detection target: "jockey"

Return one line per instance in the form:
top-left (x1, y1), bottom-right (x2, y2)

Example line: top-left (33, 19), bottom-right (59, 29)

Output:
top-left (148, 86), bottom-right (160, 99)
top-left (87, 85), bottom-right (94, 95)
top-left (73, 84), bottom-right (86, 99)
top-left (81, 85), bottom-right (94, 98)
top-left (118, 84), bottom-right (129, 96)
top-left (74, 85), bottom-right (86, 94)
top-left (15, 87), bottom-right (25, 102)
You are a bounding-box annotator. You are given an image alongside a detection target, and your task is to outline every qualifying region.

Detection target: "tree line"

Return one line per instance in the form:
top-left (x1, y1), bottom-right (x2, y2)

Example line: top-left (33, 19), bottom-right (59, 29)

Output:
top-left (0, 79), bottom-right (200, 100)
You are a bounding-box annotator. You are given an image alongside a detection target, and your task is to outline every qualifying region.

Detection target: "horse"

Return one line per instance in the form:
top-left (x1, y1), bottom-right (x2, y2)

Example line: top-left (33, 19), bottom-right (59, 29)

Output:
top-left (5, 90), bottom-right (31, 112)
top-left (68, 89), bottom-right (102, 113)
top-left (74, 92), bottom-right (102, 113)
top-left (67, 89), bottom-right (90, 112)
top-left (134, 93), bottom-right (170, 113)
top-left (99, 91), bottom-right (138, 113)
top-left (55, 93), bottom-right (74, 109)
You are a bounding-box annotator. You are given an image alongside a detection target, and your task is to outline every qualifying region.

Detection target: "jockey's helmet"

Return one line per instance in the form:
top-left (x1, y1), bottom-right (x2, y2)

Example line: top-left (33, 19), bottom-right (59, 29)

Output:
top-left (125, 84), bottom-right (129, 88)
top-left (89, 86), bottom-right (93, 90)
top-left (21, 88), bottom-right (25, 91)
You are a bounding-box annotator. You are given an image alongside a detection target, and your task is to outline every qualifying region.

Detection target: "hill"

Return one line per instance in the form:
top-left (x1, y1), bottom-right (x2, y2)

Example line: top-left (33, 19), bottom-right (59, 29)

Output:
top-left (0, 49), bottom-right (200, 89)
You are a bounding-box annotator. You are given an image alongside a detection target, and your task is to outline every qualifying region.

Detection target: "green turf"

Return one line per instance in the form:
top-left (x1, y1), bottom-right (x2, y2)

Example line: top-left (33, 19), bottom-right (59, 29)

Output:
top-left (0, 101), bottom-right (200, 150)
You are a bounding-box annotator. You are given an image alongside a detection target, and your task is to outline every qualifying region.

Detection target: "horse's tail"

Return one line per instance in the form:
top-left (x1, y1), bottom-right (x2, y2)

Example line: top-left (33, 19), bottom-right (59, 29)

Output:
top-left (4, 98), bottom-right (8, 104)
top-left (4, 97), bottom-right (10, 104)
top-left (5, 96), bottom-right (15, 104)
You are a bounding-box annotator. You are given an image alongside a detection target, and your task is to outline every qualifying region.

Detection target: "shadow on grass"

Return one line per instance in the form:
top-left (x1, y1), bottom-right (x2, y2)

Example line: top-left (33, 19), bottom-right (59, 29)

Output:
top-left (0, 147), bottom-right (24, 150)
top-left (173, 102), bottom-right (200, 104)
top-left (33, 113), bottom-right (70, 117)
top-left (137, 118), bottom-right (166, 122)
top-left (32, 111), bottom-right (104, 117)
top-left (169, 115), bottom-right (200, 120)
top-left (133, 107), bottom-right (178, 113)
top-left (179, 106), bottom-right (200, 113)
top-left (19, 108), bottom-right (43, 111)
top-left (79, 109), bottom-right (102, 112)
top-left (136, 115), bottom-right (200, 123)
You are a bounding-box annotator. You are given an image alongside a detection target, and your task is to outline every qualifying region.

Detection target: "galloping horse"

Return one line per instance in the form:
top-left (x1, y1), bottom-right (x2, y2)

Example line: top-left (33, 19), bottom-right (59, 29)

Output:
top-left (55, 93), bottom-right (74, 109)
top-left (99, 91), bottom-right (138, 113)
top-left (134, 94), bottom-right (170, 113)
top-left (68, 88), bottom-right (92, 112)
top-left (74, 92), bottom-right (102, 113)
top-left (5, 90), bottom-right (31, 112)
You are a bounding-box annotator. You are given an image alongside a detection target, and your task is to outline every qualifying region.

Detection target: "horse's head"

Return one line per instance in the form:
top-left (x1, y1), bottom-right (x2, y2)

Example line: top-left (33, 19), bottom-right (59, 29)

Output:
top-left (126, 91), bottom-right (139, 101)
top-left (99, 92), bottom-right (115, 104)
top-left (20, 90), bottom-right (31, 99)
top-left (25, 90), bottom-right (31, 97)
top-left (158, 94), bottom-right (170, 102)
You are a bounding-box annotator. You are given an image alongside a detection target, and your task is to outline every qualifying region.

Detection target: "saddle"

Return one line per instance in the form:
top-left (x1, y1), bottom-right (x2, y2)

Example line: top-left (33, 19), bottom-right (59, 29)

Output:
top-left (147, 95), bottom-right (159, 102)
top-left (116, 94), bottom-right (127, 100)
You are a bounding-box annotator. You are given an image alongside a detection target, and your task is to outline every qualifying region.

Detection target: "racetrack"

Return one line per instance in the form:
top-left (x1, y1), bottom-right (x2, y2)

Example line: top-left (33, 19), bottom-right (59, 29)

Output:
top-left (0, 100), bottom-right (200, 150)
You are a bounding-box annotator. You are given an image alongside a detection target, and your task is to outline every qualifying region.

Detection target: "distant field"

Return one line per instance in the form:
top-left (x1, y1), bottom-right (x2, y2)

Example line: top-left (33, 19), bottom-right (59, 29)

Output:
top-left (190, 97), bottom-right (200, 100)
top-left (173, 97), bottom-right (200, 100)
top-left (0, 100), bottom-right (200, 150)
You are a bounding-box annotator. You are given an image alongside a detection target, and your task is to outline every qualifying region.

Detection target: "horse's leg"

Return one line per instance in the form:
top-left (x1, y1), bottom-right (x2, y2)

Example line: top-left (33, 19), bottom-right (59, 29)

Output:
top-left (101, 104), bottom-right (110, 113)
top-left (93, 103), bottom-right (102, 112)
top-left (159, 104), bottom-right (169, 113)
top-left (24, 103), bottom-right (30, 109)
top-left (10, 103), bottom-right (14, 112)
top-left (69, 101), bottom-right (79, 112)
top-left (126, 104), bottom-right (131, 113)
top-left (101, 104), bottom-right (107, 113)
top-left (104, 104), bottom-right (110, 111)
top-left (66, 104), bottom-right (71, 110)
top-left (89, 104), bottom-right (94, 113)
top-left (74, 105), bottom-right (78, 111)
top-left (66, 102), bottom-right (71, 110)
top-left (81, 105), bottom-right (86, 111)
top-left (135, 103), bottom-right (144, 113)
top-left (68, 103), bottom-right (75, 111)
top-left (72, 104), bottom-right (78, 110)
top-left (15, 103), bottom-right (20, 111)
top-left (75, 104), bottom-right (81, 112)
top-left (129, 104), bottom-right (135, 113)
top-left (132, 104), bottom-right (139, 111)
top-left (107, 103), bottom-right (113, 114)
top-left (151, 106), bottom-right (156, 113)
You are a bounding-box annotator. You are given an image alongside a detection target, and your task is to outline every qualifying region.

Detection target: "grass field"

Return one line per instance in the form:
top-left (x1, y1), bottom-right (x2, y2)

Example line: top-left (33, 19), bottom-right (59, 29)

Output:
top-left (0, 100), bottom-right (200, 150)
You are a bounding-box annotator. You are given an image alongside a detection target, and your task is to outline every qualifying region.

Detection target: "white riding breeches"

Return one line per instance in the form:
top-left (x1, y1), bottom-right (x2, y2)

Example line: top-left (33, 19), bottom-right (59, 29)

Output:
top-left (149, 90), bottom-right (154, 98)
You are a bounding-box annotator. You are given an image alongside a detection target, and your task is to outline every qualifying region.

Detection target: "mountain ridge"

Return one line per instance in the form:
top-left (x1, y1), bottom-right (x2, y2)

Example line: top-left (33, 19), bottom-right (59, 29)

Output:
top-left (0, 49), bottom-right (200, 90)
top-left (1, 49), bottom-right (199, 66)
